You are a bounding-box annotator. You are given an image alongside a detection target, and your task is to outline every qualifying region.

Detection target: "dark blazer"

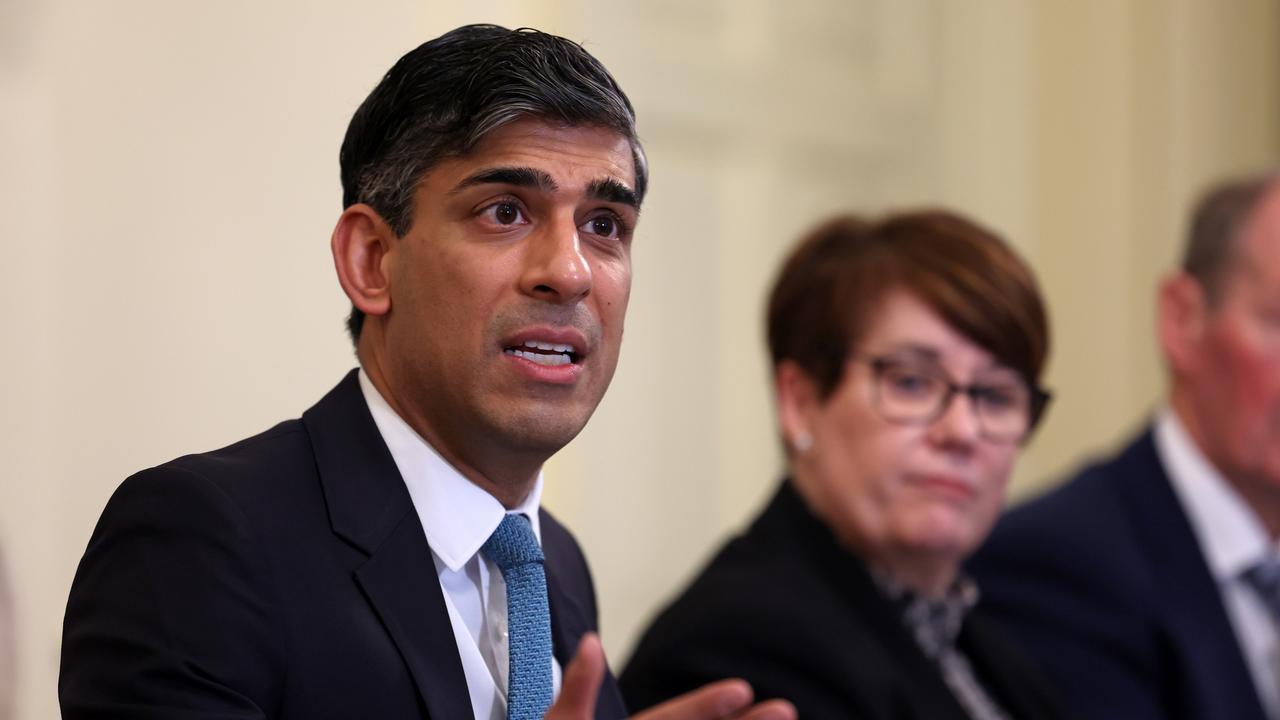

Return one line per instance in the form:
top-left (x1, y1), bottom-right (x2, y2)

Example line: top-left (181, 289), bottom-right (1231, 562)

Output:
top-left (60, 369), bottom-right (627, 720)
top-left (968, 428), bottom-right (1267, 720)
top-left (619, 481), bottom-right (1065, 720)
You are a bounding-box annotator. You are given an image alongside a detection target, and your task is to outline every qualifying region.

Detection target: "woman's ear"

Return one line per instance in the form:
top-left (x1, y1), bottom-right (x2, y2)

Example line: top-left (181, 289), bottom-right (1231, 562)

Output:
top-left (331, 204), bottom-right (395, 319)
top-left (776, 360), bottom-right (821, 454)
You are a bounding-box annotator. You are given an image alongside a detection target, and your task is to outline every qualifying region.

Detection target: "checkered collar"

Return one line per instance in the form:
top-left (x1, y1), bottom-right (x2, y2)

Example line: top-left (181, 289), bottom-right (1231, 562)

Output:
top-left (872, 568), bottom-right (980, 659)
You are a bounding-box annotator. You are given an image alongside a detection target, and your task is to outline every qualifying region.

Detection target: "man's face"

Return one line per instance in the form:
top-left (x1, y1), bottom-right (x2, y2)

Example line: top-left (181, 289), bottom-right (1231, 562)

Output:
top-left (377, 118), bottom-right (638, 478)
top-left (1181, 184), bottom-right (1280, 495)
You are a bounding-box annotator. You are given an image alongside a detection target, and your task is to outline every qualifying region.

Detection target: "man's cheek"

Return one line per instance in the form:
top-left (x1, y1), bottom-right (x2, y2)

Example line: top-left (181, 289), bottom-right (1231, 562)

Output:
top-left (1264, 442), bottom-right (1280, 486)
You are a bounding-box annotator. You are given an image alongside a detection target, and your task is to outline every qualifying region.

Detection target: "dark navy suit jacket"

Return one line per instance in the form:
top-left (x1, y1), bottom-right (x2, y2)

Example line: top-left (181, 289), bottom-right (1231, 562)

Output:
top-left (60, 370), bottom-right (627, 719)
top-left (969, 429), bottom-right (1267, 720)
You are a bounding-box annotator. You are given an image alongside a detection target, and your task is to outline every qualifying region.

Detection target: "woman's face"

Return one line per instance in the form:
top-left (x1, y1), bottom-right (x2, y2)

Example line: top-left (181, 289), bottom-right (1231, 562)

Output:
top-left (788, 290), bottom-right (1026, 576)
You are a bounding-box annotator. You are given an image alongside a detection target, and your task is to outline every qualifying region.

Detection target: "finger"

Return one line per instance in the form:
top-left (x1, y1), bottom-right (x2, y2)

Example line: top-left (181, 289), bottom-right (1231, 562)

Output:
top-left (633, 678), bottom-right (754, 719)
top-left (544, 633), bottom-right (605, 719)
top-left (731, 698), bottom-right (797, 720)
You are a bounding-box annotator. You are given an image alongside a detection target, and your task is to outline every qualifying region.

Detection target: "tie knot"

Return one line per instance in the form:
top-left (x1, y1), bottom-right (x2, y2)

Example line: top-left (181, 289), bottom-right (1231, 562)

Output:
top-left (482, 514), bottom-right (544, 573)
top-left (1243, 555), bottom-right (1280, 624)
top-left (1245, 556), bottom-right (1280, 596)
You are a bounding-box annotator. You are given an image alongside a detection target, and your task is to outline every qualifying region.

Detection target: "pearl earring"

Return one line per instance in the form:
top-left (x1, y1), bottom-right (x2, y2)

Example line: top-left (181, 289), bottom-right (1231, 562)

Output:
top-left (793, 432), bottom-right (813, 453)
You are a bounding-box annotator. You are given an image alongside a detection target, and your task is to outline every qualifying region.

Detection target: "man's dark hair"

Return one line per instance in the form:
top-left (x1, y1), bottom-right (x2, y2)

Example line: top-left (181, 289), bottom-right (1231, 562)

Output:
top-left (339, 24), bottom-right (647, 342)
top-left (1183, 172), bottom-right (1279, 304)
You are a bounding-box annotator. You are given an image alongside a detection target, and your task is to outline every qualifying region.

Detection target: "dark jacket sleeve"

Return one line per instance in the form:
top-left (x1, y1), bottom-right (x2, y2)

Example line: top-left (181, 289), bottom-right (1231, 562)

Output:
top-left (60, 465), bottom-right (285, 719)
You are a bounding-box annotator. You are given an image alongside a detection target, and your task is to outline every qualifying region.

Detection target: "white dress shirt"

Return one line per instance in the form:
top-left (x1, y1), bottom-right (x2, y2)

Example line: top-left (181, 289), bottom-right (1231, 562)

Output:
top-left (1157, 407), bottom-right (1280, 720)
top-left (359, 370), bottom-right (563, 720)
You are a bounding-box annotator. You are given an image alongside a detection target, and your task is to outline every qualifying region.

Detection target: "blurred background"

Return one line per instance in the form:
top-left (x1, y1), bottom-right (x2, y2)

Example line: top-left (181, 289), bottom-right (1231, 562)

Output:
top-left (1, 1), bottom-right (1277, 717)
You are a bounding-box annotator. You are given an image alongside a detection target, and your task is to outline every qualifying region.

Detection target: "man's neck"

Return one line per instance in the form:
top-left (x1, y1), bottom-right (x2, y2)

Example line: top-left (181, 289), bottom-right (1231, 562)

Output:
top-left (358, 346), bottom-right (541, 510)
top-left (1169, 391), bottom-right (1280, 539)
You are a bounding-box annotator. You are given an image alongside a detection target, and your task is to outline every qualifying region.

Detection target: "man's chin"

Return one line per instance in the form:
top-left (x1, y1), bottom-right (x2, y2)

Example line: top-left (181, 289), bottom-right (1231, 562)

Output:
top-left (489, 406), bottom-right (595, 455)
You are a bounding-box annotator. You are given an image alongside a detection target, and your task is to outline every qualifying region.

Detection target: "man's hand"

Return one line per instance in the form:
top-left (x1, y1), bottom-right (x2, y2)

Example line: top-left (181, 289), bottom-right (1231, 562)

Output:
top-left (546, 634), bottom-right (796, 720)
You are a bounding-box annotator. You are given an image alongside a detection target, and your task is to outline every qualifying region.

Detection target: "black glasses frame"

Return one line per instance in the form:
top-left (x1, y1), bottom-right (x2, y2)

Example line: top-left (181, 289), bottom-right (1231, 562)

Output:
top-left (856, 355), bottom-right (1052, 443)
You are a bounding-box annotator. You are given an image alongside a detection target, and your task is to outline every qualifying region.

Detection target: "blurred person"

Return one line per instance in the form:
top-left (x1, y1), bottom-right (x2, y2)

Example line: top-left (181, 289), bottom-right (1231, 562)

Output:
top-left (620, 211), bottom-right (1065, 719)
top-left (969, 172), bottom-right (1280, 720)
top-left (59, 24), bottom-right (794, 720)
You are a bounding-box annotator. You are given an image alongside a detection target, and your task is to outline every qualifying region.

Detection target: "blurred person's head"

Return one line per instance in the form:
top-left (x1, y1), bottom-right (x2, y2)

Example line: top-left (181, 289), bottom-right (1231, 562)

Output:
top-left (330, 25), bottom-right (645, 505)
top-left (768, 211), bottom-right (1050, 596)
top-left (1159, 172), bottom-right (1280, 535)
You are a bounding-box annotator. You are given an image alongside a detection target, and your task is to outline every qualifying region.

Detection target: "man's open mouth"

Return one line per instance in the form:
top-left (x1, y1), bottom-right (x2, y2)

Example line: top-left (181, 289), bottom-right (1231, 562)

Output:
top-left (503, 339), bottom-right (580, 367)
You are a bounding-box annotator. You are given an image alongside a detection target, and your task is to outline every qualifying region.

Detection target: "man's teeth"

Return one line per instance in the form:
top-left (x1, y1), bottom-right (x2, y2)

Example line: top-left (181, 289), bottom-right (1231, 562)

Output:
top-left (504, 343), bottom-right (574, 367)
top-left (521, 339), bottom-right (575, 354)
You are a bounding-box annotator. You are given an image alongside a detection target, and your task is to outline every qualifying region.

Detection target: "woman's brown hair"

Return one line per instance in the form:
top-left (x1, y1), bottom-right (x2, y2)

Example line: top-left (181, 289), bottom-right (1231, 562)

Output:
top-left (766, 210), bottom-right (1049, 399)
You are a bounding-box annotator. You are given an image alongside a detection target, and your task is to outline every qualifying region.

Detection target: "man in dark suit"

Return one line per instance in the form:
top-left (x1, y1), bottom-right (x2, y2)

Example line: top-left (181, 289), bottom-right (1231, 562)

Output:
top-left (59, 25), bottom-right (794, 720)
top-left (970, 172), bottom-right (1280, 720)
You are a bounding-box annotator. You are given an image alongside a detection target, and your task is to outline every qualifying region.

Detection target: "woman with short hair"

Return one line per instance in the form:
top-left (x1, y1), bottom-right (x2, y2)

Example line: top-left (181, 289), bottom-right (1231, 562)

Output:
top-left (621, 210), bottom-right (1065, 720)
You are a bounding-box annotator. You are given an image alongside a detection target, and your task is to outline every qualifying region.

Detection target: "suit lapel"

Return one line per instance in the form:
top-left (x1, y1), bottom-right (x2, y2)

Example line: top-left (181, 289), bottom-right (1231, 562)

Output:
top-left (1120, 432), bottom-right (1268, 720)
top-left (833, 569), bottom-right (972, 720)
top-left (546, 565), bottom-right (590, 669)
top-left (356, 513), bottom-right (474, 720)
top-left (960, 614), bottom-right (1063, 720)
top-left (303, 370), bottom-right (472, 720)
top-left (541, 512), bottom-right (627, 720)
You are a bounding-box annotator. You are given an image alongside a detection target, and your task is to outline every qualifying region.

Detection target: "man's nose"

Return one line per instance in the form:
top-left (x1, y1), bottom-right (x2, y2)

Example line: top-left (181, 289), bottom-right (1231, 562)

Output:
top-left (518, 215), bottom-right (592, 304)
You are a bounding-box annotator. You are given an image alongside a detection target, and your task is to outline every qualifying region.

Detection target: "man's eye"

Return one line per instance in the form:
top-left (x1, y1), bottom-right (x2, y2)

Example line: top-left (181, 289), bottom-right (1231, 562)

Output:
top-left (580, 214), bottom-right (620, 240)
top-left (482, 201), bottom-right (525, 226)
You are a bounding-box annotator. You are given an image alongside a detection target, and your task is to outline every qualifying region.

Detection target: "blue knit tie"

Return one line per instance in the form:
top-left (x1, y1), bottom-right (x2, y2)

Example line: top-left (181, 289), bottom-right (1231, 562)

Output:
top-left (1244, 556), bottom-right (1280, 620)
top-left (482, 514), bottom-right (553, 720)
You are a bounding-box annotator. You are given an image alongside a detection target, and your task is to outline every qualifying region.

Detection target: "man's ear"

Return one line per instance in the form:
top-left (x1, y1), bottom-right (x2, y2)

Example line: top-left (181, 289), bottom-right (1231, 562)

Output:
top-left (1157, 272), bottom-right (1208, 375)
top-left (332, 204), bottom-right (395, 318)
top-left (775, 360), bottom-right (822, 454)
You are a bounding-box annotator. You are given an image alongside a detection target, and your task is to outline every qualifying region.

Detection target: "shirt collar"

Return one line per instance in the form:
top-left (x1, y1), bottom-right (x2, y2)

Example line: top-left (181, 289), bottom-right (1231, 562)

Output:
top-left (1156, 406), bottom-right (1271, 579)
top-left (357, 368), bottom-right (544, 572)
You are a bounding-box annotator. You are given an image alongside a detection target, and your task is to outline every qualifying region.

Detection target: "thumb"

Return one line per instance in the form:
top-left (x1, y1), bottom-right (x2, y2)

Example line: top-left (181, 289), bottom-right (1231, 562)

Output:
top-left (545, 633), bottom-right (606, 719)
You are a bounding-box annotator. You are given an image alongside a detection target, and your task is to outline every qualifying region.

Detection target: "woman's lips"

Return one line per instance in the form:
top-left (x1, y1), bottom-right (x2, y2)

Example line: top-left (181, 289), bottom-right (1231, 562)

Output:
top-left (909, 474), bottom-right (977, 501)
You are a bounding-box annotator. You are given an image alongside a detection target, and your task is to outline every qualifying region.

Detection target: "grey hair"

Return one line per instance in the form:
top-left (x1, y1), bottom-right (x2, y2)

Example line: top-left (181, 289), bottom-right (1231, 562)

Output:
top-left (1183, 171), bottom-right (1280, 302)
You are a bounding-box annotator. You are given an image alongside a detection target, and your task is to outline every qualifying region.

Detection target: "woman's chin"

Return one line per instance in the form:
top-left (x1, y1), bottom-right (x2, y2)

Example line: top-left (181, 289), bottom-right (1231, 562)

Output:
top-left (895, 512), bottom-right (982, 561)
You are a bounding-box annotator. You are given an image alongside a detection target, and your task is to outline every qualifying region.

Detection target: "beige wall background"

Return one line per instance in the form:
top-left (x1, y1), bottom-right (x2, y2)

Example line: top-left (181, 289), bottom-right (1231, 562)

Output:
top-left (1, 1), bottom-right (1277, 718)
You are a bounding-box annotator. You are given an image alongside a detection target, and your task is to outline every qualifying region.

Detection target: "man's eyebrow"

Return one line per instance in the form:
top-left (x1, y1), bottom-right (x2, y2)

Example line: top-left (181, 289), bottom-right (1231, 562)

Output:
top-left (450, 168), bottom-right (639, 210)
top-left (587, 178), bottom-right (639, 210)
top-left (451, 167), bottom-right (558, 194)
